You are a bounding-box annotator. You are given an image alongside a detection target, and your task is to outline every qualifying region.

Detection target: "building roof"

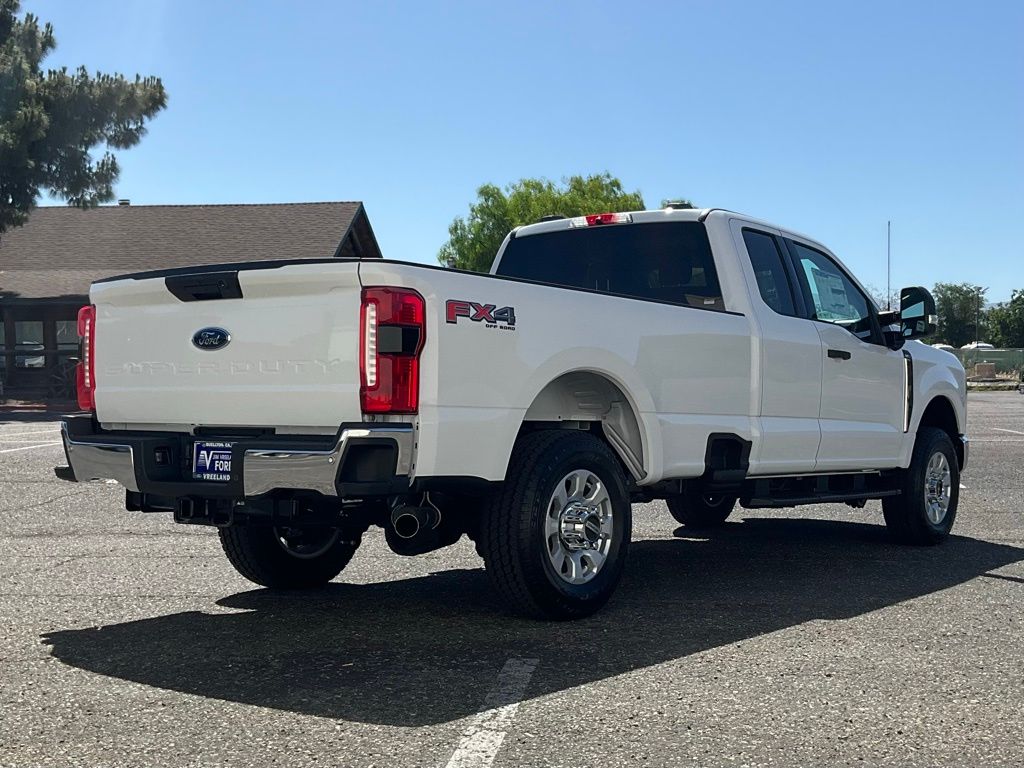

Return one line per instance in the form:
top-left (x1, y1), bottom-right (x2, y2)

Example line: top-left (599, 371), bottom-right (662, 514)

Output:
top-left (0, 202), bottom-right (382, 302)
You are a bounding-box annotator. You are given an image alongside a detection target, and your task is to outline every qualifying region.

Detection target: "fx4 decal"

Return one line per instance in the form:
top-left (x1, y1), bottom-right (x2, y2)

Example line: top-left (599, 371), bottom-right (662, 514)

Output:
top-left (446, 300), bottom-right (516, 330)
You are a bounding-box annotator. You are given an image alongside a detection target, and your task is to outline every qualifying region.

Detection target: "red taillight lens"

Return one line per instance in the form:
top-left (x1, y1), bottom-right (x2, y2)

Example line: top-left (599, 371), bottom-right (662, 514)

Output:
top-left (360, 287), bottom-right (425, 414)
top-left (75, 304), bottom-right (96, 411)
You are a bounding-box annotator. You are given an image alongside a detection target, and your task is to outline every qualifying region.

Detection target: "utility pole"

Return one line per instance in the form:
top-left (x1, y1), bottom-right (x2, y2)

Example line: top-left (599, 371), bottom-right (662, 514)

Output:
top-left (886, 221), bottom-right (892, 310)
top-left (975, 287), bottom-right (988, 366)
top-left (975, 292), bottom-right (980, 347)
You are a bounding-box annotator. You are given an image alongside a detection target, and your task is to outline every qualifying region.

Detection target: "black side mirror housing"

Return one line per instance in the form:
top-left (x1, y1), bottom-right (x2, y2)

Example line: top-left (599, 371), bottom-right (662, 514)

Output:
top-left (899, 286), bottom-right (938, 340)
top-left (877, 309), bottom-right (904, 350)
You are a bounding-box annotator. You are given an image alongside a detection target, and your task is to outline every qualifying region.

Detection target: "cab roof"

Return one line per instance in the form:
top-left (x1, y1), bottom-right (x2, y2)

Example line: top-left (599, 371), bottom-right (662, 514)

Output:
top-left (510, 207), bottom-right (828, 252)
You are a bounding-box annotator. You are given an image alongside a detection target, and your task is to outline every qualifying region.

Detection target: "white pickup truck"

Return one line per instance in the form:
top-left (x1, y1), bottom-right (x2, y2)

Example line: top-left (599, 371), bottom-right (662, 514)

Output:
top-left (56, 207), bottom-right (968, 619)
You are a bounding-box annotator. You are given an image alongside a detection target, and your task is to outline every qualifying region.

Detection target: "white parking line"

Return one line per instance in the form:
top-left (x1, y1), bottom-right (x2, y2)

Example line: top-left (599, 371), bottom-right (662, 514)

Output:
top-left (993, 427), bottom-right (1024, 435)
top-left (0, 439), bottom-right (64, 443)
top-left (444, 657), bottom-right (539, 768)
top-left (0, 428), bottom-right (59, 437)
top-left (0, 442), bottom-right (62, 454)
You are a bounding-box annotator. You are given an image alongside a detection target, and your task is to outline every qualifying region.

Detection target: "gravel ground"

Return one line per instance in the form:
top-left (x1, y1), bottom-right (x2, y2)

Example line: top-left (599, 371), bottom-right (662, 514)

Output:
top-left (0, 392), bottom-right (1021, 767)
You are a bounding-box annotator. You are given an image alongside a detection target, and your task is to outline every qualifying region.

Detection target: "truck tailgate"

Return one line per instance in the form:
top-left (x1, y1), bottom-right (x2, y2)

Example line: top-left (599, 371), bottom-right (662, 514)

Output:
top-left (91, 262), bottom-right (363, 429)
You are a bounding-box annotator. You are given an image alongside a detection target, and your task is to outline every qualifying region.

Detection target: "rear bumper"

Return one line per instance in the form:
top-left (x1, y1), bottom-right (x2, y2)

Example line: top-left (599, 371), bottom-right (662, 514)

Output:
top-left (57, 416), bottom-right (414, 499)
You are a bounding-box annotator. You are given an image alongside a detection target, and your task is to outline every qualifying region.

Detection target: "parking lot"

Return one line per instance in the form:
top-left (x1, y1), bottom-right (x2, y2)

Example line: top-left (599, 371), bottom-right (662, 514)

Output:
top-left (1, 392), bottom-right (1021, 768)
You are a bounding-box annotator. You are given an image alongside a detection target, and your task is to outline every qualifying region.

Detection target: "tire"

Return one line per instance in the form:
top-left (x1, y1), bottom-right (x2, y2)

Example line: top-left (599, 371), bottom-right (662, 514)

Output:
top-left (882, 427), bottom-right (959, 545)
top-left (219, 524), bottom-right (360, 589)
top-left (666, 487), bottom-right (736, 529)
top-left (480, 430), bottom-right (632, 620)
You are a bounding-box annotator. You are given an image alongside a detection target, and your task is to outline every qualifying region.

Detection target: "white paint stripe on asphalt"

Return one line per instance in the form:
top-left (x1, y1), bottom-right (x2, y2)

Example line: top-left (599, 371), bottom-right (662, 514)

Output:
top-left (443, 657), bottom-right (538, 768)
top-left (0, 428), bottom-right (59, 437)
top-left (0, 438), bottom-right (65, 443)
top-left (0, 442), bottom-right (62, 454)
top-left (993, 427), bottom-right (1024, 435)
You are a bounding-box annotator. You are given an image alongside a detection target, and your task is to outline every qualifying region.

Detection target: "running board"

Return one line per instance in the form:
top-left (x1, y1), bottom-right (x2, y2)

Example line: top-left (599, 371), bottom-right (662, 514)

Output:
top-left (742, 489), bottom-right (901, 509)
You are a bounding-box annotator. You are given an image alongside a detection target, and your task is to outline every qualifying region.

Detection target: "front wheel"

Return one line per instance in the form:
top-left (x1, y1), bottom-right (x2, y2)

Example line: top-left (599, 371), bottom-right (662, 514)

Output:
top-left (219, 524), bottom-right (360, 588)
top-left (882, 428), bottom-right (959, 545)
top-left (480, 430), bottom-right (632, 620)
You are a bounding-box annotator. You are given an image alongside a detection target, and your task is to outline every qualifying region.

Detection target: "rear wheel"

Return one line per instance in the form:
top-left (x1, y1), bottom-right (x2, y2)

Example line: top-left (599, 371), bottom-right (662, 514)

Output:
top-left (219, 524), bottom-right (360, 588)
top-left (667, 486), bottom-right (736, 529)
top-left (883, 427), bottom-right (959, 545)
top-left (480, 430), bottom-right (631, 620)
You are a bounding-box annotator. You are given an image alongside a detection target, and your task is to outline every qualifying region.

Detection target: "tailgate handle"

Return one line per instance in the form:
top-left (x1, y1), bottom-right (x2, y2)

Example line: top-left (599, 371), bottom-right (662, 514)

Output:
top-left (165, 271), bottom-right (243, 302)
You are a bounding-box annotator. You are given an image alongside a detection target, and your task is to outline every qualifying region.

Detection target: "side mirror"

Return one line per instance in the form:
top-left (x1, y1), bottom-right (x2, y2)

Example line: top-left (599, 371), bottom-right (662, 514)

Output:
top-left (899, 286), bottom-right (938, 340)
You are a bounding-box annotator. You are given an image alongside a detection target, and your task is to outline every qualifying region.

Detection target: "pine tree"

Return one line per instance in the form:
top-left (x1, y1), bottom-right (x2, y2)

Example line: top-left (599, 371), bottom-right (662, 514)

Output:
top-left (0, 0), bottom-right (167, 233)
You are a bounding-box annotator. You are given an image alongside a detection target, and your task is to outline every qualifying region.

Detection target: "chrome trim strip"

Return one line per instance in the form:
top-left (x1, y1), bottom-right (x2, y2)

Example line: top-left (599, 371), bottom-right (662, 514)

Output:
top-left (61, 421), bottom-right (139, 492)
top-left (243, 424), bottom-right (414, 497)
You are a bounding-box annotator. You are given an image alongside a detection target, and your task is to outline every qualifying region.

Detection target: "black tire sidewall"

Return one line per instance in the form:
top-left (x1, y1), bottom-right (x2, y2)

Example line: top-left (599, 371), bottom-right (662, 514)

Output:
top-left (525, 437), bottom-right (631, 615)
top-left (885, 428), bottom-right (960, 545)
top-left (220, 524), bottom-right (356, 588)
top-left (909, 431), bottom-right (959, 538)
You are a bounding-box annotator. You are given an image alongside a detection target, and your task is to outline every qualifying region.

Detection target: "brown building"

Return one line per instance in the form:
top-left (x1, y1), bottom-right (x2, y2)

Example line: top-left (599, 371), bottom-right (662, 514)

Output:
top-left (0, 201), bottom-right (381, 399)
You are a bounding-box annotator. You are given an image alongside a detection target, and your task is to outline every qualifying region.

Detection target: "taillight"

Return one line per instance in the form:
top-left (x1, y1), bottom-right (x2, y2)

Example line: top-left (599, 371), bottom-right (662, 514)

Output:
top-left (360, 287), bottom-right (425, 414)
top-left (75, 304), bottom-right (96, 412)
top-left (570, 212), bottom-right (633, 228)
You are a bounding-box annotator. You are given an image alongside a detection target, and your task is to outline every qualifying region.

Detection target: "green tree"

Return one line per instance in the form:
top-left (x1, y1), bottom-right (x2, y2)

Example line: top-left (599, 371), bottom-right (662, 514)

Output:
top-left (932, 282), bottom-right (988, 348)
top-left (0, 0), bottom-right (167, 233)
top-left (987, 290), bottom-right (1024, 349)
top-left (438, 173), bottom-right (647, 272)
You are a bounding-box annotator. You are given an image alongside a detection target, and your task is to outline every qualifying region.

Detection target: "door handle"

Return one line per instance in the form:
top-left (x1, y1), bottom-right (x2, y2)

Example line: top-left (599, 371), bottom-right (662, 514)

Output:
top-left (827, 349), bottom-right (852, 360)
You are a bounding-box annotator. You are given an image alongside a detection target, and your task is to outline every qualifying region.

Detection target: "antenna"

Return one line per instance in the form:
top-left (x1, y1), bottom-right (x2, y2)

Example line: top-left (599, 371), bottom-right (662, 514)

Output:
top-left (886, 220), bottom-right (891, 310)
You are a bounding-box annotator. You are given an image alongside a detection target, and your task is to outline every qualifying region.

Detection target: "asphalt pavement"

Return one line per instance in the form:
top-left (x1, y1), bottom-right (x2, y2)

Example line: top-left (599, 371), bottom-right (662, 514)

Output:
top-left (1, 393), bottom-right (1022, 767)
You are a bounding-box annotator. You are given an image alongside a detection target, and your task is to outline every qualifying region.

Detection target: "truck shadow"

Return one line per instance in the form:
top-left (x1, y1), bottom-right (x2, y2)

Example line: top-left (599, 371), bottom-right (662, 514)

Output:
top-left (41, 517), bottom-right (1023, 727)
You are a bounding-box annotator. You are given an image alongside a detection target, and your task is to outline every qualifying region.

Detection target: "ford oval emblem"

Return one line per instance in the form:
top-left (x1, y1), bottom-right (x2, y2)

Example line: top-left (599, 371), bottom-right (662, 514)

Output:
top-left (192, 327), bottom-right (231, 351)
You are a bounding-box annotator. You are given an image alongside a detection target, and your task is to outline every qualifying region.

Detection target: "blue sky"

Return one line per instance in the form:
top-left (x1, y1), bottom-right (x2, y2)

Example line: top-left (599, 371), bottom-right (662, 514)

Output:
top-left (34, 0), bottom-right (1024, 301)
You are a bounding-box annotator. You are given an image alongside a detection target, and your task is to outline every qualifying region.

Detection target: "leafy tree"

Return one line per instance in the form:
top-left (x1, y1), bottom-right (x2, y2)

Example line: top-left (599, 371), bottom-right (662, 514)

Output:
top-left (987, 290), bottom-right (1024, 349)
top-left (438, 173), bottom-right (646, 272)
top-left (932, 282), bottom-right (988, 348)
top-left (0, 0), bottom-right (167, 233)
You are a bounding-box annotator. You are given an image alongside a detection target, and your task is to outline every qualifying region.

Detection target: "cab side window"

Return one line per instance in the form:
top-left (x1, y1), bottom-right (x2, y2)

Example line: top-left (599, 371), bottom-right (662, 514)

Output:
top-left (742, 229), bottom-right (796, 316)
top-left (788, 241), bottom-right (876, 342)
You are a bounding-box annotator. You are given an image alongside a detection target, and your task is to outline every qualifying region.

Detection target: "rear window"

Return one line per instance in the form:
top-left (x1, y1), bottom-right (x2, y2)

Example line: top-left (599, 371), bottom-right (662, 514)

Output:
top-left (496, 222), bottom-right (725, 310)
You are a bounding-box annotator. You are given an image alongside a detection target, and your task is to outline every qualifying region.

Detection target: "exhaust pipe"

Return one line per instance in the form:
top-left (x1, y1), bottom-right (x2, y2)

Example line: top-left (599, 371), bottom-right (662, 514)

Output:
top-left (391, 504), bottom-right (439, 539)
top-left (385, 494), bottom-right (461, 556)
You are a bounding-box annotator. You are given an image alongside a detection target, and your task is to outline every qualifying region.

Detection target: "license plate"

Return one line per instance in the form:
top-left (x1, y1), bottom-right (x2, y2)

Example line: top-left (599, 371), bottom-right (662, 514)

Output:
top-left (192, 441), bottom-right (233, 481)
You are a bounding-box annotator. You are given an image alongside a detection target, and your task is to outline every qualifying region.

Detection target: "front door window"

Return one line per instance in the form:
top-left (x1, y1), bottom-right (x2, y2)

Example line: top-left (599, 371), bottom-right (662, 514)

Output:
top-left (789, 242), bottom-right (876, 343)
